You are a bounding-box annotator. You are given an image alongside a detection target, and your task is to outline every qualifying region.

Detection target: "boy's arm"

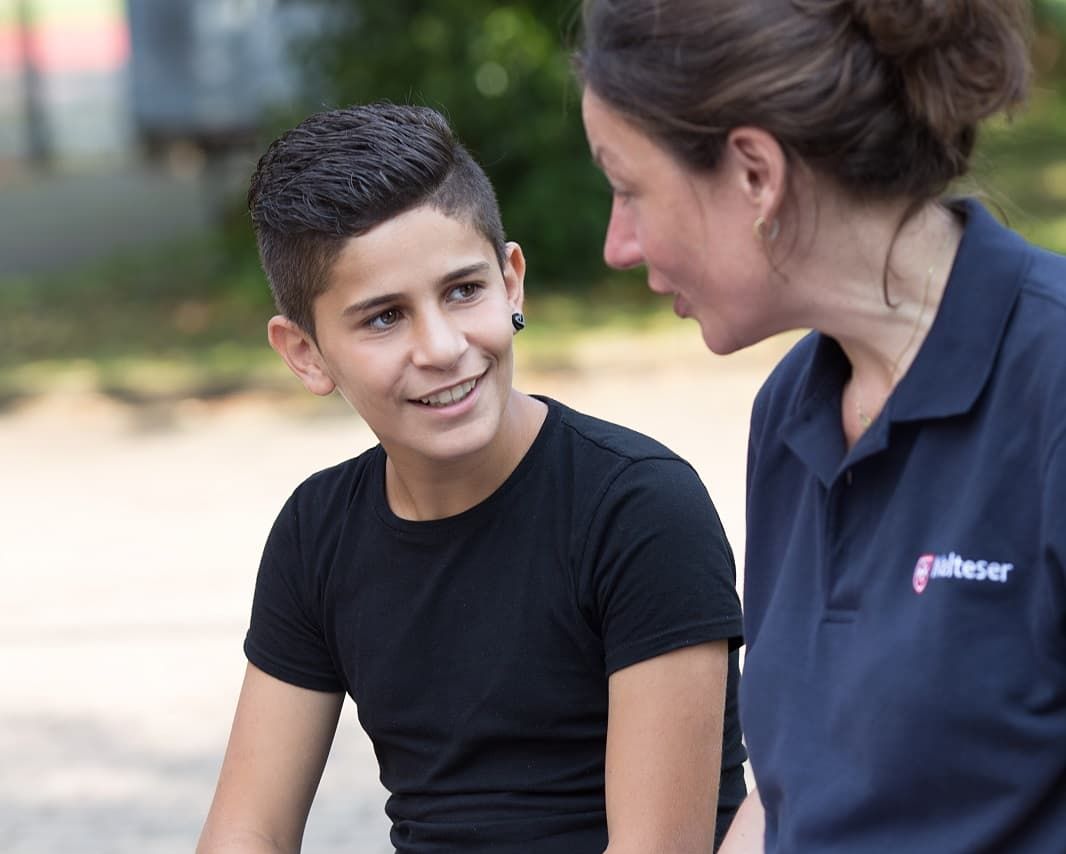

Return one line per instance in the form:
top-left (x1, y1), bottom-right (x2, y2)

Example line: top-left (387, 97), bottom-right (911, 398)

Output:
top-left (197, 662), bottom-right (345, 854)
top-left (717, 789), bottom-right (765, 854)
top-left (603, 640), bottom-right (728, 854)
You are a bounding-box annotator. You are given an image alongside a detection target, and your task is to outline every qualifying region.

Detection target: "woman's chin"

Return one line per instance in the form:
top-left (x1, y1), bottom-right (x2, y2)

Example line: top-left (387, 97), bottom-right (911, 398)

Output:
top-left (697, 321), bottom-right (745, 356)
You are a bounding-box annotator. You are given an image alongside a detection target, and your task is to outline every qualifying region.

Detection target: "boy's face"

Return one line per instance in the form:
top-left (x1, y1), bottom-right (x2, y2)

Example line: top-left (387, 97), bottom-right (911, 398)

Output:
top-left (279, 205), bottom-right (524, 467)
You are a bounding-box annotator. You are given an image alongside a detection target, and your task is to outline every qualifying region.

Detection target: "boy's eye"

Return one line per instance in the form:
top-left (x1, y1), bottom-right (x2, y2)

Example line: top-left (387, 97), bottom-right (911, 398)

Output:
top-left (447, 282), bottom-right (482, 302)
top-left (368, 308), bottom-right (401, 330)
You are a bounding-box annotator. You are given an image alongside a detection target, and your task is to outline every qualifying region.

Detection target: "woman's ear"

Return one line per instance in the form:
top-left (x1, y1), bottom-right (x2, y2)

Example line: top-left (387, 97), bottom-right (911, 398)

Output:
top-left (502, 241), bottom-right (527, 313)
top-left (266, 315), bottom-right (336, 397)
top-left (723, 126), bottom-right (788, 221)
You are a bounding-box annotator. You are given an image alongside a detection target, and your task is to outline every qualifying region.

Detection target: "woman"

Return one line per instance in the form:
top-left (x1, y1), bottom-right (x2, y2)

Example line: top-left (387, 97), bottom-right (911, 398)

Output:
top-left (577, 1), bottom-right (1066, 852)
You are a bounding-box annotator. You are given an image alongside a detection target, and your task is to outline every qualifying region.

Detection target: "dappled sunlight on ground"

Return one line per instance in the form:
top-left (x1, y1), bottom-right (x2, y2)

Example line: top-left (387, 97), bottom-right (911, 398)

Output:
top-left (1, 330), bottom-right (790, 853)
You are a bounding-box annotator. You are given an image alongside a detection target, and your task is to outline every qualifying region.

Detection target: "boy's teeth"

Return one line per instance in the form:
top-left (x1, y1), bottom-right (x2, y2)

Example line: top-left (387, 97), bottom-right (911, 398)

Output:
top-left (420, 379), bottom-right (476, 407)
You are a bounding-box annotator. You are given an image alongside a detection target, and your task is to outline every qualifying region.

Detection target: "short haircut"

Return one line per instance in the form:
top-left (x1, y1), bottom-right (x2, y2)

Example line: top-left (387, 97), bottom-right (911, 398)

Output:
top-left (248, 103), bottom-right (507, 337)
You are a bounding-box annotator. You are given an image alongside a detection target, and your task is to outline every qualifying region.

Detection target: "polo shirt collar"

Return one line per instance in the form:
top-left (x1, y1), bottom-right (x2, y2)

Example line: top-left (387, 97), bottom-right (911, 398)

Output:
top-left (889, 199), bottom-right (1029, 422)
top-left (781, 199), bottom-right (1030, 484)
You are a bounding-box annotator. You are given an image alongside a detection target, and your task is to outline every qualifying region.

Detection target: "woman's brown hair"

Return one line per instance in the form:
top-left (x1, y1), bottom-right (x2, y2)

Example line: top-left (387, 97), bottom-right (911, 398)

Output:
top-left (576, 0), bottom-right (1032, 204)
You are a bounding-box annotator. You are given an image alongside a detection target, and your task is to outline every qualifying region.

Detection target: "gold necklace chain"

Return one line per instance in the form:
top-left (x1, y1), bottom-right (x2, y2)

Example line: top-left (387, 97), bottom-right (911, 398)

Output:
top-left (854, 258), bottom-right (936, 431)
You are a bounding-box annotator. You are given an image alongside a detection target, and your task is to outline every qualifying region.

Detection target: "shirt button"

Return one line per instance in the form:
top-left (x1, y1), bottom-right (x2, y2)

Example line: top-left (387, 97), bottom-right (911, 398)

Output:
top-left (845, 469), bottom-right (854, 486)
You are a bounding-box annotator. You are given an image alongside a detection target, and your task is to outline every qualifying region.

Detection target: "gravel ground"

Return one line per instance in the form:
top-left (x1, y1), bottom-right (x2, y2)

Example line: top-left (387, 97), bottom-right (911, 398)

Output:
top-left (0, 330), bottom-right (785, 853)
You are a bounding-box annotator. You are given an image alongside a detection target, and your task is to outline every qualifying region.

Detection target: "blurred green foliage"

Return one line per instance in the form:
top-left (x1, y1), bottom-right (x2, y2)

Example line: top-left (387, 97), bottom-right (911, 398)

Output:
top-left (286, 0), bottom-right (611, 291)
top-left (287, 0), bottom-right (1066, 289)
top-left (1035, 0), bottom-right (1066, 78)
top-left (1037, 0), bottom-right (1066, 27)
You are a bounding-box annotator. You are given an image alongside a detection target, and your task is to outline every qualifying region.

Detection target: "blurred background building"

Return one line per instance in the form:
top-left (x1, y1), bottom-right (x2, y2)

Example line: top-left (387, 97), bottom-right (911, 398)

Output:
top-left (127, 0), bottom-right (320, 154)
top-left (0, 0), bottom-right (322, 275)
top-left (2, 0), bottom-right (323, 163)
top-left (1, 0), bottom-right (132, 166)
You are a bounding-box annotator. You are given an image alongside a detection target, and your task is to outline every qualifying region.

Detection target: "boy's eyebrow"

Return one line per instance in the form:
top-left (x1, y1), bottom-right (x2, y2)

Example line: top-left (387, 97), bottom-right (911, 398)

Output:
top-left (441, 261), bottom-right (492, 284)
top-left (342, 292), bottom-right (402, 317)
top-left (340, 262), bottom-right (493, 317)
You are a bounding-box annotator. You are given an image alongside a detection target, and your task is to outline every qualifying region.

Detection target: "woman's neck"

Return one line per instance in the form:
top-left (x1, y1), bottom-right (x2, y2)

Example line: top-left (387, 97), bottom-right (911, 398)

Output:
top-left (793, 199), bottom-right (963, 446)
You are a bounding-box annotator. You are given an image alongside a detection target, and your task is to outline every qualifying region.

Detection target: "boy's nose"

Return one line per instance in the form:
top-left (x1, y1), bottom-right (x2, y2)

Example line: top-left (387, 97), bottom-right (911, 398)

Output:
top-left (412, 311), bottom-right (467, 369)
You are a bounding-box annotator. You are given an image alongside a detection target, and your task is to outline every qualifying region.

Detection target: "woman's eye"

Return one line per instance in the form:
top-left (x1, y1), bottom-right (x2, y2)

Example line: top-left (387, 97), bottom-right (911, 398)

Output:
top-left (368, 308), bottom-right (401, 330)
top-left (603, 174), bottom-right (633, 204)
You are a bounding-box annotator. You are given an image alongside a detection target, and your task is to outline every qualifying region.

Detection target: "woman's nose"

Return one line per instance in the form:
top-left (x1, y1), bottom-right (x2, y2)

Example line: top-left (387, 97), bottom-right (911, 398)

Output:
top-left (603, 199), bottom-right (643, 270)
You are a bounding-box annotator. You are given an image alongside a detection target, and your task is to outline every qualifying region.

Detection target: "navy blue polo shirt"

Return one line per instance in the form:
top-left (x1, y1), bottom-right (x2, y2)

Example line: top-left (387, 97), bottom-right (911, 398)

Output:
top-left (741, 200), bottom-right (1066, 853)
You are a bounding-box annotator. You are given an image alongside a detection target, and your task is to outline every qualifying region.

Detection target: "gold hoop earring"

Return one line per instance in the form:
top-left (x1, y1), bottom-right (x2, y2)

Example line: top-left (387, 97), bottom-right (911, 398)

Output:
top-left (754, 216), bottom-right (780, 243)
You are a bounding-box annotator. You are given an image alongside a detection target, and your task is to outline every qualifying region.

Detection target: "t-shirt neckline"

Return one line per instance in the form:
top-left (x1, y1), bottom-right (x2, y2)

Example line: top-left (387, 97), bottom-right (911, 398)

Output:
top-left (371, 395), bottom-right (562, 535)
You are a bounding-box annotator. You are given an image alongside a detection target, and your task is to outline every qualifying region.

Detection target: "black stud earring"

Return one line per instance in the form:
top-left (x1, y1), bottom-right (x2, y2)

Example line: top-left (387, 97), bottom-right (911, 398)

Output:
top-left (511, 312), bottom-right (526, 332)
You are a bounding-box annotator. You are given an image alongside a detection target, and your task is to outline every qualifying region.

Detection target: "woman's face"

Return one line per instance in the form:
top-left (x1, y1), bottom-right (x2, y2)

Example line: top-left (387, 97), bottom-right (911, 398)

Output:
top-left (581, 89), bottom-right (778, 354)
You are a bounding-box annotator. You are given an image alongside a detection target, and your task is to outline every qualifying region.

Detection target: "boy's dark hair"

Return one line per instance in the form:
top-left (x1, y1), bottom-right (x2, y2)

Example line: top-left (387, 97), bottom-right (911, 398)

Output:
top-left (248, 103), bottom-right (507, 337)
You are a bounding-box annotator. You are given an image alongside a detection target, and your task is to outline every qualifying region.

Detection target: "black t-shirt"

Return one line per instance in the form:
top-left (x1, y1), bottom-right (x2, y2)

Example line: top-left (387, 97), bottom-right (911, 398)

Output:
top-left (246, 396), bottom-right (746, 853)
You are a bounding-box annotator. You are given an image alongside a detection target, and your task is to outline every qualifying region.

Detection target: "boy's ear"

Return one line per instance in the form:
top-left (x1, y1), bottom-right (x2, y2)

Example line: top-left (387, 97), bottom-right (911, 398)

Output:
top-left (502, 241), bottom-right (526, 313)
top-left (266, 315), bottom-right (336, 397)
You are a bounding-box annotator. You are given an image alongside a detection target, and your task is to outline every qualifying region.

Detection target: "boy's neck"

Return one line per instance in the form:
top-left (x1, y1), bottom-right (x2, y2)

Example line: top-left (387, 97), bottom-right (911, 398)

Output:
top-left (383, 392), bottom-right (547, 521)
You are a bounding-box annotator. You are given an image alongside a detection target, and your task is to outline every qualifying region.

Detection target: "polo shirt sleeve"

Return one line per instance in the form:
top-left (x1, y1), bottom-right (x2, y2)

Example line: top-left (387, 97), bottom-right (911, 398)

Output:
top-left (243, 492), bottom-right (344, 693)
top-left (579, 457), bottom-right (743, 676)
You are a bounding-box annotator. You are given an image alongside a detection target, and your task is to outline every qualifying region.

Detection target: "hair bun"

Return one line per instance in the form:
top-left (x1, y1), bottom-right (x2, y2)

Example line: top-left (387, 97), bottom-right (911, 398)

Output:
top-left (850, 0), bottom-right (958, 59)
top-left (848, 0), bottom-right (1031, 144)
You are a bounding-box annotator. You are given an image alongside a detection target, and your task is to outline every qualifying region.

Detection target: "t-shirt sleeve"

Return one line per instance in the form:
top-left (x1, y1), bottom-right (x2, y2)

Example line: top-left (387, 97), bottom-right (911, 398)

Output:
top-left (243, 492), bottom-right (344, 693)
top-left (579, 457), bottom-right (743, 675)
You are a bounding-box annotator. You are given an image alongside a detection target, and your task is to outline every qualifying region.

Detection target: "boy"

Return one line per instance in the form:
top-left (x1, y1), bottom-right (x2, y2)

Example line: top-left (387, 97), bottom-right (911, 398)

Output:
top-left (198, 103), bottom-right (745, 853)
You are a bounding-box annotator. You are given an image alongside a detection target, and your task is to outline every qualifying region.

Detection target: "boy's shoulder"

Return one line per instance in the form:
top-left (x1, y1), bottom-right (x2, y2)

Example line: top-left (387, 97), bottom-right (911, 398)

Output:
top-left (545, 396), bottom-right (688, 468)
top-left (286, 443), bottom-right (383, 525)
top-left (541, 392), bottom-right (699, 479)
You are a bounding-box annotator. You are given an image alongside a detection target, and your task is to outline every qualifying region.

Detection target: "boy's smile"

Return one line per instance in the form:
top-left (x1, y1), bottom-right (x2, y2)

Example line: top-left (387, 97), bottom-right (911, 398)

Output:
top-left (414, 372), bottom-right (482, 408)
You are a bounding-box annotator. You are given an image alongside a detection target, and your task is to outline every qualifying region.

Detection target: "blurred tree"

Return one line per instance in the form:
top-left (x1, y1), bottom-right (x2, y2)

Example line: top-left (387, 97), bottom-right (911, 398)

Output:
top-left (1035, 0), bottom-right (1066, 81)
top-left (279, 1), bottom-right (1066, 289)
top-left (287, 0), bottom-right (610, 290)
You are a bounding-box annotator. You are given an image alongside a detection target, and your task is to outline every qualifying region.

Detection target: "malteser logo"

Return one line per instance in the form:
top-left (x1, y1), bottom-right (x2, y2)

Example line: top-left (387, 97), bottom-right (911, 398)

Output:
top-left (912, 554), bottom-right (933, 593)
top-left (912, 551), bottom-right (1015, 594)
